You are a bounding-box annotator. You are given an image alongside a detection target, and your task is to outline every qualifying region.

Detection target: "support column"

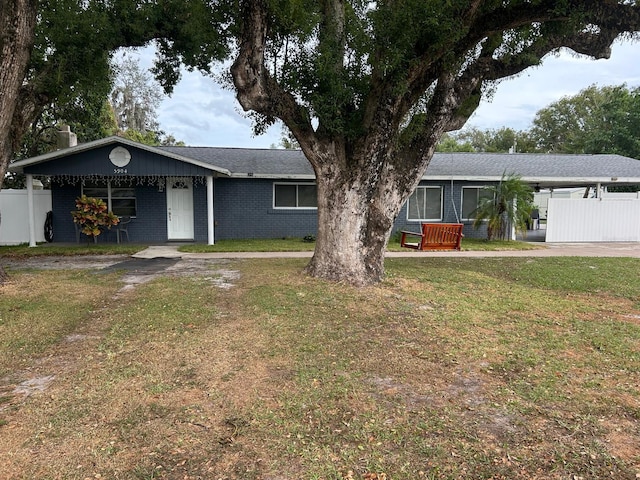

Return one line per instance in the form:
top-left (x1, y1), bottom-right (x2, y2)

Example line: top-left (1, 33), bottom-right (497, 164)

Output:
top-left (26, 174), bottom-right (36, 247)
top-left (207, 175), bottom-right (215, 245)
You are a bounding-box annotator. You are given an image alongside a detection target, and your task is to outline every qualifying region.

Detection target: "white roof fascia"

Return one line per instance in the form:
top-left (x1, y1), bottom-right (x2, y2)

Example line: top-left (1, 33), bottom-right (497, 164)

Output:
top-left (422, 175), bottom-right (640, 184)
top-left (228, 173), bottom-right (316, 180)
top-left (9, 136), bottom-right (231, 177)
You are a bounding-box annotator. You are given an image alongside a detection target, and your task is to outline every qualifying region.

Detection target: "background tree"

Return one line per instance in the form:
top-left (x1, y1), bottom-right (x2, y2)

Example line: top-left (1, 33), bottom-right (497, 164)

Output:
top-left (272, 127), bottom-right (301, 149)
top-left (472, 173), bottom-right (534, 241)
top-left (436, 133), bottom-right (475, 152)
top-left (530, 84), bottom-right (640, 158)
top-left (15, 97), bottom-right (119, 162)
top-left (438, 127), bottom-right (536, 153)
top-left (110, 55), bottom-right (163, 137)
top-left (13, 53), bottom-right (183, 164)
top-left (227, 0), bottom-right (640, 285)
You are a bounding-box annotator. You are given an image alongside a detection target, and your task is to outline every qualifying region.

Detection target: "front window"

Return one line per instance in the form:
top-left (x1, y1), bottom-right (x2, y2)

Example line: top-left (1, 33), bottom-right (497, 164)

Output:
top-left (274, 183), bottom-right (317, 208)
top-left (83, 180), bottom-right (137, 217)
top-left (462, 187), bottom-right (493, 219)
top-left (407, 186), bottom-right (443, 221)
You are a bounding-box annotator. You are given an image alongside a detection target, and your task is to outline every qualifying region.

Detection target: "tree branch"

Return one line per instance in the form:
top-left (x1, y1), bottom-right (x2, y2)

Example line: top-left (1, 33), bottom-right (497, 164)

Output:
top-left (397, 0), bottom-right (640, 149)
top-left (230, 0), bottom-right (319, 161)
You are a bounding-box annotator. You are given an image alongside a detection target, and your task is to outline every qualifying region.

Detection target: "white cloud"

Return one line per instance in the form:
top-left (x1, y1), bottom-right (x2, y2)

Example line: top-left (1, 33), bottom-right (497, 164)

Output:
top-left (125, 46), bottom-right (283, 147)
top-left (468, 40), bottom-right (640, 131)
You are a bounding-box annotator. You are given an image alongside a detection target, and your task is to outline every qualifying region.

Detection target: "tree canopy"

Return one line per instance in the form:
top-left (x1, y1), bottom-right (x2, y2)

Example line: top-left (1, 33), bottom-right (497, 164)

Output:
top-left (438, 127), bottom-right (536, 153)
top-left (111, 56), bottom-right (162, 135)
top-left (440, 84), bottom-right (640, 159)
top-left (0, 0), bottom-right (230, 187)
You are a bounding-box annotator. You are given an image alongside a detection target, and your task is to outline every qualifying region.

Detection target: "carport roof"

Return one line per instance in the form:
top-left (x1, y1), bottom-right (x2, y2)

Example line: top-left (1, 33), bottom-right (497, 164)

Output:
top-left (9, 136), bottom-right (640, 187)
top-left (425, 152), bottom-right (640, 187)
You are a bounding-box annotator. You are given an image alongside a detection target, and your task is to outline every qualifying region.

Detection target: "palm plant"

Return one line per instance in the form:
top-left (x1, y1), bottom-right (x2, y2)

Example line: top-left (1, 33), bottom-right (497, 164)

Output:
top-left (472, 173), bottom-right (534, 241)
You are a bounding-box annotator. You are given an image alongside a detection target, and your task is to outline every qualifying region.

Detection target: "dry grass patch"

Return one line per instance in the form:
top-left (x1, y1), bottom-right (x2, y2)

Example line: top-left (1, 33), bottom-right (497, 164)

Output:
top-left (0, 257), bottom-right (639, 479)
top-left (0, 270), bottom-right (123, 378)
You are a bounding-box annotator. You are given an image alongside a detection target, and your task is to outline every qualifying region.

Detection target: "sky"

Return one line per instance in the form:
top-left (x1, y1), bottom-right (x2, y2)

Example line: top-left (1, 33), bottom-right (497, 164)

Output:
top-left (131, 39), bottom-right (640, 148)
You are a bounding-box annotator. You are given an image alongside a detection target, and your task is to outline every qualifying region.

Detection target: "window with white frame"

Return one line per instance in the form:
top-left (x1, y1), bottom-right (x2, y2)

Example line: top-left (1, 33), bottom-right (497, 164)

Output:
top-left (461, 186), bottom-right (493, 219)
top-left (274, 183), bottom-right (317, 208)
top-left (83, 180), bottom-right (137, 217)
top-left (407, 186), bottom-right (443, 221)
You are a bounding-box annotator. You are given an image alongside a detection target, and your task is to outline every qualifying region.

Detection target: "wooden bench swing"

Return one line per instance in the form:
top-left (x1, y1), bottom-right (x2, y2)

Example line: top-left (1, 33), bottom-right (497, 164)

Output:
top-left (400, 223), bottom-right (464, 251)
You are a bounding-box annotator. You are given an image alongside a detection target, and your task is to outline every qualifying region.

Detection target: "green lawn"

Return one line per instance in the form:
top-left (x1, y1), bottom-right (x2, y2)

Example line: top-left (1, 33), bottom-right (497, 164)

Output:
top-left (0, 237), bottom-right (542, 257)
top-left (176, 237), bottom-right (543, 253)
top-left (1, 256), bottom-right (637, 479)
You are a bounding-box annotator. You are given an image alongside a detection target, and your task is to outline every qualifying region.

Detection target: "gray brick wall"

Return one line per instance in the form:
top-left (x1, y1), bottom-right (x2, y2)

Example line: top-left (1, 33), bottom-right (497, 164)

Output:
top-left (50, 177), bottom-right (491, 243)
top-left (193, 182), bottom-right (209, 242)
top-left (51, 182), bottom-right (82, 243)
top-left (392, 180), bottom-right (492, 240)
top-left (213, 178), bottom-right (317, 240)
top-left (131, 185), bottom-right (167, 242)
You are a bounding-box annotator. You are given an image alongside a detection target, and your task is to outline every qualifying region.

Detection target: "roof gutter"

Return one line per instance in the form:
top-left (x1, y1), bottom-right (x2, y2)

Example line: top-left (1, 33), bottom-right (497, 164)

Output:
top-left (423, 175), bottom-right (640, 185)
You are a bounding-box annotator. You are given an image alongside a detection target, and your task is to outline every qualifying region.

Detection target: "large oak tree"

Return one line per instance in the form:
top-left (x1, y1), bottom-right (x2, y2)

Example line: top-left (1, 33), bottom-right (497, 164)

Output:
top-left (228, 0), bottom-right (640, 285)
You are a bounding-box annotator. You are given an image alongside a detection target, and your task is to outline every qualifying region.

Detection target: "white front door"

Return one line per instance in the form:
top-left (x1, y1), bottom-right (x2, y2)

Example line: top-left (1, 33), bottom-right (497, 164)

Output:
top-left (166, 177), bottom-right (194, 240)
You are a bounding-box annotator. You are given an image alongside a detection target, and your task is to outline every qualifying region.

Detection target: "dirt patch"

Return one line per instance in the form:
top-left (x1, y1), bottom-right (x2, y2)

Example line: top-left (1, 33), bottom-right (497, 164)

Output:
top-left (3, 255), bottom-right (241, 291)
top-left (13, 376), bottom-right (55, 397)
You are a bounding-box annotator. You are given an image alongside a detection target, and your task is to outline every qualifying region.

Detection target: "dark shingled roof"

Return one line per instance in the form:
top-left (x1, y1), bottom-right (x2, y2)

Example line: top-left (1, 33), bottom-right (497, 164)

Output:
top-left (426, 152), bottom-right (640, 186)
top-left (159, 146), bottom-right (315, 177)
top-left (160, 146), bottom-right (640, 186)
top-left (10, 136), bottom-right (640, 187)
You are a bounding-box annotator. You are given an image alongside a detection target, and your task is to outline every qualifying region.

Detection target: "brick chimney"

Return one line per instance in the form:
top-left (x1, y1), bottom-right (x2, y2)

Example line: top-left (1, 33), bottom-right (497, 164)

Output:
top-left (57, 125), bottom-right (77, 149)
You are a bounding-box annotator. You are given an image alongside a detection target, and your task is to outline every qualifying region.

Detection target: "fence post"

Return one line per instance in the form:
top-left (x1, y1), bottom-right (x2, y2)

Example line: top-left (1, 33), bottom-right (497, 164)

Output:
top-left (26, 174), bottom-right (36, 247)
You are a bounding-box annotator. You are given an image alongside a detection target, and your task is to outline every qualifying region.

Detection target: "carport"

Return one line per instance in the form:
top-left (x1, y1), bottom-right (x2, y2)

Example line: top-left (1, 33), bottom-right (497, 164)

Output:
top-left (426, 152), bottom-right (640, 243)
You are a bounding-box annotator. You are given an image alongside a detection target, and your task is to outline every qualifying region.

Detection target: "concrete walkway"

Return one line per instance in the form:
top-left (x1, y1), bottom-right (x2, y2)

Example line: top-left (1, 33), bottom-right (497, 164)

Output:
top-left (132, 242), bottom-right (640, 260)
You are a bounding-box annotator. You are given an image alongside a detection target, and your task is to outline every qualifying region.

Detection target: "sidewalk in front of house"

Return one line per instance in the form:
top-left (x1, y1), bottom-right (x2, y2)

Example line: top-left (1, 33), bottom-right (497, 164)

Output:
top-left (132, 242), bottom-right (640, 260)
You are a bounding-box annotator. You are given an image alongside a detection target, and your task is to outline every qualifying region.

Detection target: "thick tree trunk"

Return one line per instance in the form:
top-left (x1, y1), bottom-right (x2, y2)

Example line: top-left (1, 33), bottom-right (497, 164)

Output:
top-left (306, 182), bottom-right (392, 286)
top-left (0, 0), bottom-right (37, 284)
top-left (304, 149), bottom-right (418, 286)
top-left (0, 0), bottom-right (37, 191)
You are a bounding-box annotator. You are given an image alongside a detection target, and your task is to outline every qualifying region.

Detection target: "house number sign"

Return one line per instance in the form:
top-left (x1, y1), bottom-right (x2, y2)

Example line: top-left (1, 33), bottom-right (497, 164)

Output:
top-left (109, 147), bottom-right (131, 173)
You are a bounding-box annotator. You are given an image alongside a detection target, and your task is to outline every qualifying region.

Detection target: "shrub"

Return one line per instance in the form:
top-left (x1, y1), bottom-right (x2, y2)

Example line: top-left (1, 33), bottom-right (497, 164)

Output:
top-left (71, 195), bottom-right (119, 243)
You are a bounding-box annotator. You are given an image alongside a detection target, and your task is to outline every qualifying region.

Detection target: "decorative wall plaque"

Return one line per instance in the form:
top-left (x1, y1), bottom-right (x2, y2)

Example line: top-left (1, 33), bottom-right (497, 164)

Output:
top-left (109, 147), bottom-right (131, 167)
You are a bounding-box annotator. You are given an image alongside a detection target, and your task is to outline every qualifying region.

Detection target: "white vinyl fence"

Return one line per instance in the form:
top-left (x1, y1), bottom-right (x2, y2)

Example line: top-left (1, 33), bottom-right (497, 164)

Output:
top-left (546, 197), bottom-right (640, 242)
top-left (0, 189), bottom-right (52, 245)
